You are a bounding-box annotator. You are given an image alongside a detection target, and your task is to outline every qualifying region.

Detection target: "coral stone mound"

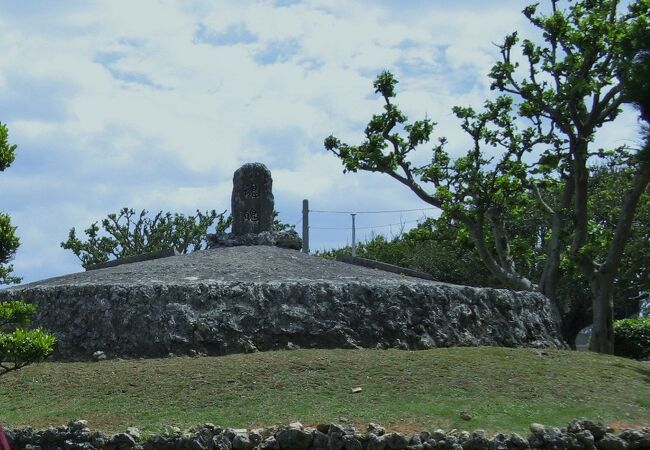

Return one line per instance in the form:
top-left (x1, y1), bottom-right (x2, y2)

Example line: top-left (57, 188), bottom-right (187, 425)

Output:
top-left (0, 246), bottom-right (564, 360)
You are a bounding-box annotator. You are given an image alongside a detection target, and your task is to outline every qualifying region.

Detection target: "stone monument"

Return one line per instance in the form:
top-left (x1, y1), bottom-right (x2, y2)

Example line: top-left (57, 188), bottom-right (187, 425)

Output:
top-left (208, 162), bottom-right (302, 250)
top-left (231, 163), bottom-right (274, 235)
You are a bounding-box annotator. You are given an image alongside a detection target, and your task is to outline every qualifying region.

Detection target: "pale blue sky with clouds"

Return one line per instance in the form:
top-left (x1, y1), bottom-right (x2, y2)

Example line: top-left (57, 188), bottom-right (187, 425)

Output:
top-left (0, 0), bottom-right (640, 284)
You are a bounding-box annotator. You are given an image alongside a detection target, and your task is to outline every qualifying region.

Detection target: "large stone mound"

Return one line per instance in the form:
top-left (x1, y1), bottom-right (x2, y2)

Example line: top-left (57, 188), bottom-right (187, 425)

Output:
top-left (0, 246), bottom-right (564, 360)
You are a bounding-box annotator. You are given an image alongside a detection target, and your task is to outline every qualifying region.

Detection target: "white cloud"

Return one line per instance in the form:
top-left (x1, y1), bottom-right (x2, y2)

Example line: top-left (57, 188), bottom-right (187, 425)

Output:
top-left (0, 0), bottom-right (641, 284)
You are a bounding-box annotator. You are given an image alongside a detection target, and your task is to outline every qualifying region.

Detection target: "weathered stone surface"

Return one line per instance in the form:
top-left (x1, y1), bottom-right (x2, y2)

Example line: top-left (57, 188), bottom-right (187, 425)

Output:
top-left (6, 420), bottom-right (650, 450)
top-left (208, 230), bottom-right (302, 250)
top-left (275, 428), bottom-right (312, 450)
top-left (231, 163), bottom-right (274, 236)
top-left (0, 246), bottom-right (564, 360)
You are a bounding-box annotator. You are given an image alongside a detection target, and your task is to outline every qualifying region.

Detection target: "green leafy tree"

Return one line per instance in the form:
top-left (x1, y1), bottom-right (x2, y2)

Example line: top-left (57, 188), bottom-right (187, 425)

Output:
top-left (319, 216), bottom-right (498, 287)
top-left (489, 0), bottom-right (649, 353)
top-left (0, 122), bottom-right (20, 285)
top-left (326, 1), bottom-right (649, 353)
top-left (0, 300), bottom-right (56, 376)
top-left (325, 72), bottom-right (567, 323)
top-left (0, 123), bottom-right (56, 374)
top-left (62, 208), bottom-right (231, 267)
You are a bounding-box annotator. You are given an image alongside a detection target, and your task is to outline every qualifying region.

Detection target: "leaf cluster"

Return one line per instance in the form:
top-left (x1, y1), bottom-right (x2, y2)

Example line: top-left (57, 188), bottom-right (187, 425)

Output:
top-left (61, 208), bottom-right (231, 267)
top-left (613, 317), bottom-right (650, 359)
top-left (0, 300), bottom-right (56, 376)
top-left (0, 122), bottom-right (20, 285)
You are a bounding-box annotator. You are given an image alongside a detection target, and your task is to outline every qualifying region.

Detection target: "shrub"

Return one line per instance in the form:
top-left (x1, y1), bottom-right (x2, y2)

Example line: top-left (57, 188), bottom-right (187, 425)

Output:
top-left (614, 318), bottom-right (650, 360)
top-left (0, 300), bottom-right (56, 375)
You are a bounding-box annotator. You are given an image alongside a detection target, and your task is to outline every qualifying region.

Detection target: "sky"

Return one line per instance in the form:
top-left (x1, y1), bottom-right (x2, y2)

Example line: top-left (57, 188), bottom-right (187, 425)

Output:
top-left (0, 0), bottom-right (641, 285)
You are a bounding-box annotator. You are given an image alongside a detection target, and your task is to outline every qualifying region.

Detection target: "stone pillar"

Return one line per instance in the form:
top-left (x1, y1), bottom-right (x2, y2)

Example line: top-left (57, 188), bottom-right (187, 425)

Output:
top-left (231, 163), bottom-right (274, 236)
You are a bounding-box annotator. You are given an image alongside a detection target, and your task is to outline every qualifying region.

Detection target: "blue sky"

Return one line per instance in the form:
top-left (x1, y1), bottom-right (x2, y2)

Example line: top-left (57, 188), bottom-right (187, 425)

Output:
top-left (0, 0), bottom-right (640, 284)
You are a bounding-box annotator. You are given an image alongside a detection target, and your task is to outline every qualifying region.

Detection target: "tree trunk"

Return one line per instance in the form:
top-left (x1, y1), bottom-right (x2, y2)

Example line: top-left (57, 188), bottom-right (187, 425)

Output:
top-left (589, 273), bottom-right (616, 354)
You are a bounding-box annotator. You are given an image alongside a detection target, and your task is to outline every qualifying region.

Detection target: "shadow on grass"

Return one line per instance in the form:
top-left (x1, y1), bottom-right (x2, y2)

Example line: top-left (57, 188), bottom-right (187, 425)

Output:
top-left (631, 364), bottom-right (650, 384)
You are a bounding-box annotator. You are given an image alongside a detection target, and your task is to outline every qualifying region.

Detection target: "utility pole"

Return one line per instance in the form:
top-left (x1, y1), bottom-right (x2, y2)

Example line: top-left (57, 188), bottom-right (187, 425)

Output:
top-left (302, 199), bottom-right (309, 254)
top-left (351, 213), bottom-right (357, 257)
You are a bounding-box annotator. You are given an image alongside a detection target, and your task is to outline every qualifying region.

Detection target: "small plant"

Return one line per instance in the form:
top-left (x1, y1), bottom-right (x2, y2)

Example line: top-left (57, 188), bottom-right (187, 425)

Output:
top-left (614, 318), bottom-right (650, 360)
top-left (0, 300), bottom-right (56, 375)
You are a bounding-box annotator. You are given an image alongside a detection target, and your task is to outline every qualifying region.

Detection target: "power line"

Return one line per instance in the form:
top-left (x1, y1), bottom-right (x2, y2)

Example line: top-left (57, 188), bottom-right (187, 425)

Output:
top-left (310, 218), bottom-right (423, 231)
top-left (309, 207), bottom-right (437, 215)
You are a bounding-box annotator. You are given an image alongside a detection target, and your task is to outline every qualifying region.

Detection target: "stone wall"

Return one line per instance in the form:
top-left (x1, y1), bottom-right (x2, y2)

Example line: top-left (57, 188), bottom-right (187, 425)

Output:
top-left (0, 280), bottom-right (563, 360)
top-left (5, 419), bottom-right (649, 450)
top-left (0, 246), bottom-right (565, 360)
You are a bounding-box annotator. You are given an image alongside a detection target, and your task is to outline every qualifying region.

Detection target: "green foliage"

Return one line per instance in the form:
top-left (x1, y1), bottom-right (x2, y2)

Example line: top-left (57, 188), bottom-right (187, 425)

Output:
top-left (0, 300), bottom-right (56, 376)
top-left (0, 123), bottom-right (55, 374)
top-left (0, 122), bottom-right (20, 285)
top-left (319, 217), bottom-right (498, 287)
top-left (614, 318), bottom-right (650, 360)
top-left (61, 208), bottom-right (231, 267)
top-left (0, 122), bottom-right (17, 172)
top-left (272, 210), bottom-right (294, 232)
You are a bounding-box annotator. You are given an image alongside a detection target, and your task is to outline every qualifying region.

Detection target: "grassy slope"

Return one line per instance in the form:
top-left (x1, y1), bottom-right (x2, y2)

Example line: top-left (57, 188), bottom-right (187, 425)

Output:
top-left (1, 347), bottom-right (648, 435)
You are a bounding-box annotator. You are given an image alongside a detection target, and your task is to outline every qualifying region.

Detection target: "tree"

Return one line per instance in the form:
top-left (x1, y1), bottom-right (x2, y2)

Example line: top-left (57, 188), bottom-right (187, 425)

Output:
top-left (0, 122), bottom-right (20, 285)
top-left (61, 208), bottom-right (231, 268)
top-left (0, 123), bottom-right (56, 374)
top-left (319, 164), bottom-right (647, 347)
top-left (489, 0), bottom-right (649, 353)
top-left (0, 300), bottom-right (56, 376)
top-left (325, 0), bottom-right (649, 353)
top-left (318, 216), bottom-right (499, 288)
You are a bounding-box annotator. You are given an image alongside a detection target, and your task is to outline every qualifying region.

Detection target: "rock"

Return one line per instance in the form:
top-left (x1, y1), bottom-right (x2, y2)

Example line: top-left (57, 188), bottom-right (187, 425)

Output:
top-left (618, 429), bottom-right (646, 449)
top-left (248, 430), bottom-right (262, 447)
top-left (275, 427), bottom-right (313, 450)
top-left (568, 419), bottom-right (607, 440)
top-left (528, 426), bottom-right (570, 450)
top-left (312, 430), bottom-right (329, 449)
top-left (213, 435), bottom-right (233, 450)
top-left (596, 434), bottom-right (628, 450)
top-left (275, 229), bottom-right (302, 250)
top-left (69, 420), bottom-right (89, 432)
top-left (207, 230), bottom-right (302, 251)
top-left (343, 434), bottom-right (363, 450)
top-left (109, 432), bottom-right (136, 449)
top-left (259, 436), bottom-right (279, 450)
top-left (232, 433), bottom-right (253, 450)
top-left (125, 427), bottom-right (141, 441)
top-left (530, 423), bottom-right (545, 434)
top-left (367, 434), bottom-right (387, 450)
top-left (384, 432), bottom-right (408, 449)
top-left (575, 430), bottom-right (595, 449)
top-left (367, 423), bottom-right (386, 436)
top-left (92, 351), bottom-right (106, 361)
top-left (508, 433), bottom-right (528, 449)
top-left (432, 430), bottom-right (447, 442)
top-left (190, 427), bottom-right (215, 450)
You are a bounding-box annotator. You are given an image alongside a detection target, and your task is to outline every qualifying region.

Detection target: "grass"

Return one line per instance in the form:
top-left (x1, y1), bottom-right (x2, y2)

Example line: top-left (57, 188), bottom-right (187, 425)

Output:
top-left (1, 347), bottom-right (649, 435)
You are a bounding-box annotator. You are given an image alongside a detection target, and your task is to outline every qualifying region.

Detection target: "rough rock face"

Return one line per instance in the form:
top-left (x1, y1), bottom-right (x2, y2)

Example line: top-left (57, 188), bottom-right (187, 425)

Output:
top-left (0, 246), bottom-right (564, 360)
top-left (208, 229), bottom-right (302, 250)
